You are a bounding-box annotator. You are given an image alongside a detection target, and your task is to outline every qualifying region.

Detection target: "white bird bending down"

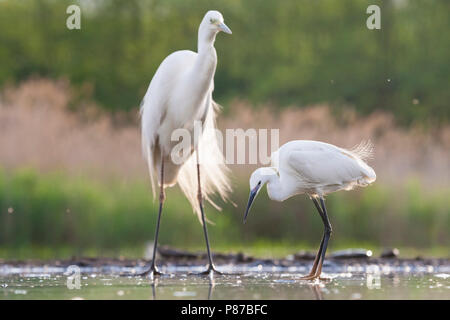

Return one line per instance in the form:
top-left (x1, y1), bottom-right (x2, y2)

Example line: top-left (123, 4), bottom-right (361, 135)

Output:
top-left (244, 140), bottom-right (376, 280)
top-left (140, 11), bottom-right (232, 276)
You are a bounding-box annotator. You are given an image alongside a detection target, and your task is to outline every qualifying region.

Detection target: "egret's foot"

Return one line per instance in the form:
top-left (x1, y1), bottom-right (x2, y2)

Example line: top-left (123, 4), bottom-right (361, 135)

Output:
top-left (139, 265), bottom-right (165, 277)
top-left (195, 264), bottom-right (224, 276)
top-left (299, 273), bottom-right (319, 281)
top-left (299, 273), bottom-right (331, 281)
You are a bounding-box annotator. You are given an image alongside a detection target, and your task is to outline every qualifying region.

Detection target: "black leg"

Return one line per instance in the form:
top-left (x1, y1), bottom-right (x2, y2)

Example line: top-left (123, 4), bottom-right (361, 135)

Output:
top-left (199, 188), bottom-right (215, 268)
top-left (310, 198), bottom-right (326, 270)
top-left (196, 150), bottom-right (221, 275)
top-left (315, 197), bottom-right (332, 277)
top-left (300, 196), bottom-right (332, 280)
top-left (300, 198), bottom-right (325, 279)
top-left (141, 158), bottom-right (165, 277)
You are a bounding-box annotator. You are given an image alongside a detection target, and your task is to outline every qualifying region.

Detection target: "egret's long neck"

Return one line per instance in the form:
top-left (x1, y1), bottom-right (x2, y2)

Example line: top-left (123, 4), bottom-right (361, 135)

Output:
top-left (193, 27), bottom-right (218, 92)
top-left (198, 28), bottom-right (217, 53)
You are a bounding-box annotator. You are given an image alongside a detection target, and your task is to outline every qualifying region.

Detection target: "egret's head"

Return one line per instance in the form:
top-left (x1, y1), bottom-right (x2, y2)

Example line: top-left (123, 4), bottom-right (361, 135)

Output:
top-left (244, 167), bottom-right (277, 223)
top-left (201, 10), bottom-right (232, 35)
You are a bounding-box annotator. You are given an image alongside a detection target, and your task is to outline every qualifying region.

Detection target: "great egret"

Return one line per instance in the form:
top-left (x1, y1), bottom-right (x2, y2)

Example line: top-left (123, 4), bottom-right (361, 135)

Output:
top-left (140, 10), bottom-right (232, 276)
top-left (244, 140), bottom-right (376, 280)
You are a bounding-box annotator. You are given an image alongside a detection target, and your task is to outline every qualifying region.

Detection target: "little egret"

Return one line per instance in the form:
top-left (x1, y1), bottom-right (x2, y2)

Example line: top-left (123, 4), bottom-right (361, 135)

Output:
top-left (140, 11), bottom-right (232, 276)
top-left (244, 140), bottom-right (376, 280)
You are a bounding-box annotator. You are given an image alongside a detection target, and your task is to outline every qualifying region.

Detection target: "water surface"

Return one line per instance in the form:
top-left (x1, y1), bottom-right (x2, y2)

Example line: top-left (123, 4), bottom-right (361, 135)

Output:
top-left (1, 267), bottom-right (449, 300)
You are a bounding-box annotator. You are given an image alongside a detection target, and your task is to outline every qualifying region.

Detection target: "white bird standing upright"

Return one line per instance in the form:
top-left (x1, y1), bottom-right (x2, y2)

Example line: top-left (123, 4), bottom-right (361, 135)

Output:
top-left (244, 140), bottom-right (376, 280)
top-left (140, 11), bottom-right (232, 276)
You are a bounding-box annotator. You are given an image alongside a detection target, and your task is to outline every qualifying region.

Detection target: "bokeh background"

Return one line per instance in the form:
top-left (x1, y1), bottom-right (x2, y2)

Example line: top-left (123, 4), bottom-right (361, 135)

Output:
top-left (0, 0), bottom-right (448, 259)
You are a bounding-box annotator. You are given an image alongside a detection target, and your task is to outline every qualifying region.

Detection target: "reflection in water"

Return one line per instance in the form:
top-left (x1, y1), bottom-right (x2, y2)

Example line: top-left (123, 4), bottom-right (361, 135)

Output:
top-left (208, 276), bottom-right (215, 300)
top-left (149, 274), bottom-right (216, 300)
top-left (151, 278), bottom-right (158, 300)
top-left (0, 271), bottom-right (449, 300)
top-left (366, 273), bottom-right (381, 289)
top-left (308, 283), bottom-right (324, 300)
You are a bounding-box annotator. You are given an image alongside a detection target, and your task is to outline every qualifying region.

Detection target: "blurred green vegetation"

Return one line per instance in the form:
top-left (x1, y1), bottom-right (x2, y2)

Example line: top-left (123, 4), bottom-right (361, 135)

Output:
top-left (0, 0), bottom-right (448, 124)
top-left (1, 168), bottom-right (448, 257)
top-left (0, 0), bottom-right (449, 259)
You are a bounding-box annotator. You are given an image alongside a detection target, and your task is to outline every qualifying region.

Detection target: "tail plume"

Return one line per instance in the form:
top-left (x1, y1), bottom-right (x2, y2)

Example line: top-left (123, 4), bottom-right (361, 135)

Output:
top-left (177, 100), bottom-right (232, 223)
top-left (350, 140), bottom-right (374, 162)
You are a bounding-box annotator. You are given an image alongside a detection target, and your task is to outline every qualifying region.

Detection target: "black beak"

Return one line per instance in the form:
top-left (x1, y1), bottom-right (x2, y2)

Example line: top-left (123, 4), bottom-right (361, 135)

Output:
top-left (243, 185), bottom-right (260, 223)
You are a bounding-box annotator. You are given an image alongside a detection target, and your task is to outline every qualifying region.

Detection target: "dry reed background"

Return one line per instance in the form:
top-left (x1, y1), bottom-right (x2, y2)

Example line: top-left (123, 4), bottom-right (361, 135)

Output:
top-left (0, 78), bottom-right (448, 255)
top-left (1, 78), bottom-right (448, 188)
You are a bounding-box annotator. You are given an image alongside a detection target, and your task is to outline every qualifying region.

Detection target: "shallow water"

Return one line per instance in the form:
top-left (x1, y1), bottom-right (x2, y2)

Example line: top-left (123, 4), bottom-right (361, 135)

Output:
top-left (1, 265), bottom-right (449, 300)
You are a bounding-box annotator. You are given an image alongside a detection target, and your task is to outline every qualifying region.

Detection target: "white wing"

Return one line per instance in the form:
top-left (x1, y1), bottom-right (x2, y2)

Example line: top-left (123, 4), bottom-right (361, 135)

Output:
top-left (140, 50), bottom-right (231, 221)
top-left (140, 50), bottom-right (197, 197)
top-left (284, 141), bottom-right (376, 193)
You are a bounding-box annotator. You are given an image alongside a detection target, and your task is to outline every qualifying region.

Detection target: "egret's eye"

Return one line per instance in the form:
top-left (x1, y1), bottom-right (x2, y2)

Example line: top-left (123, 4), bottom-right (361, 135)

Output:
top-left (210, 18), bottom-right (217, 24)
top-left (258, 181), bottom-right (261, 186)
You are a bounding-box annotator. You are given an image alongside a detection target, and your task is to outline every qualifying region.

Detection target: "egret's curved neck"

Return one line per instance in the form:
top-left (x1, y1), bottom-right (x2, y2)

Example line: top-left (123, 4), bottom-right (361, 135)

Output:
top-left (191, 26), bottom-right (218, 99)
top-left (198, 29), bottom-right (217, 53)
top-left (197, 27), bottom-right (217, 69)
top-left (265, 169), bottom-right (289, 202)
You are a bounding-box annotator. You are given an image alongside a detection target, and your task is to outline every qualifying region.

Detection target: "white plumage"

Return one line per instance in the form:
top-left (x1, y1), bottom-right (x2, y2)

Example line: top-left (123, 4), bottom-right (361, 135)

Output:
top-left (244, 140), bottom-right (376, 280)
top-left (140, 11), bottom-right (232, 218)
top-left (140, 10), bottom-right (232, 276)
top-left (265, 140), bottom-right (376, 200)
